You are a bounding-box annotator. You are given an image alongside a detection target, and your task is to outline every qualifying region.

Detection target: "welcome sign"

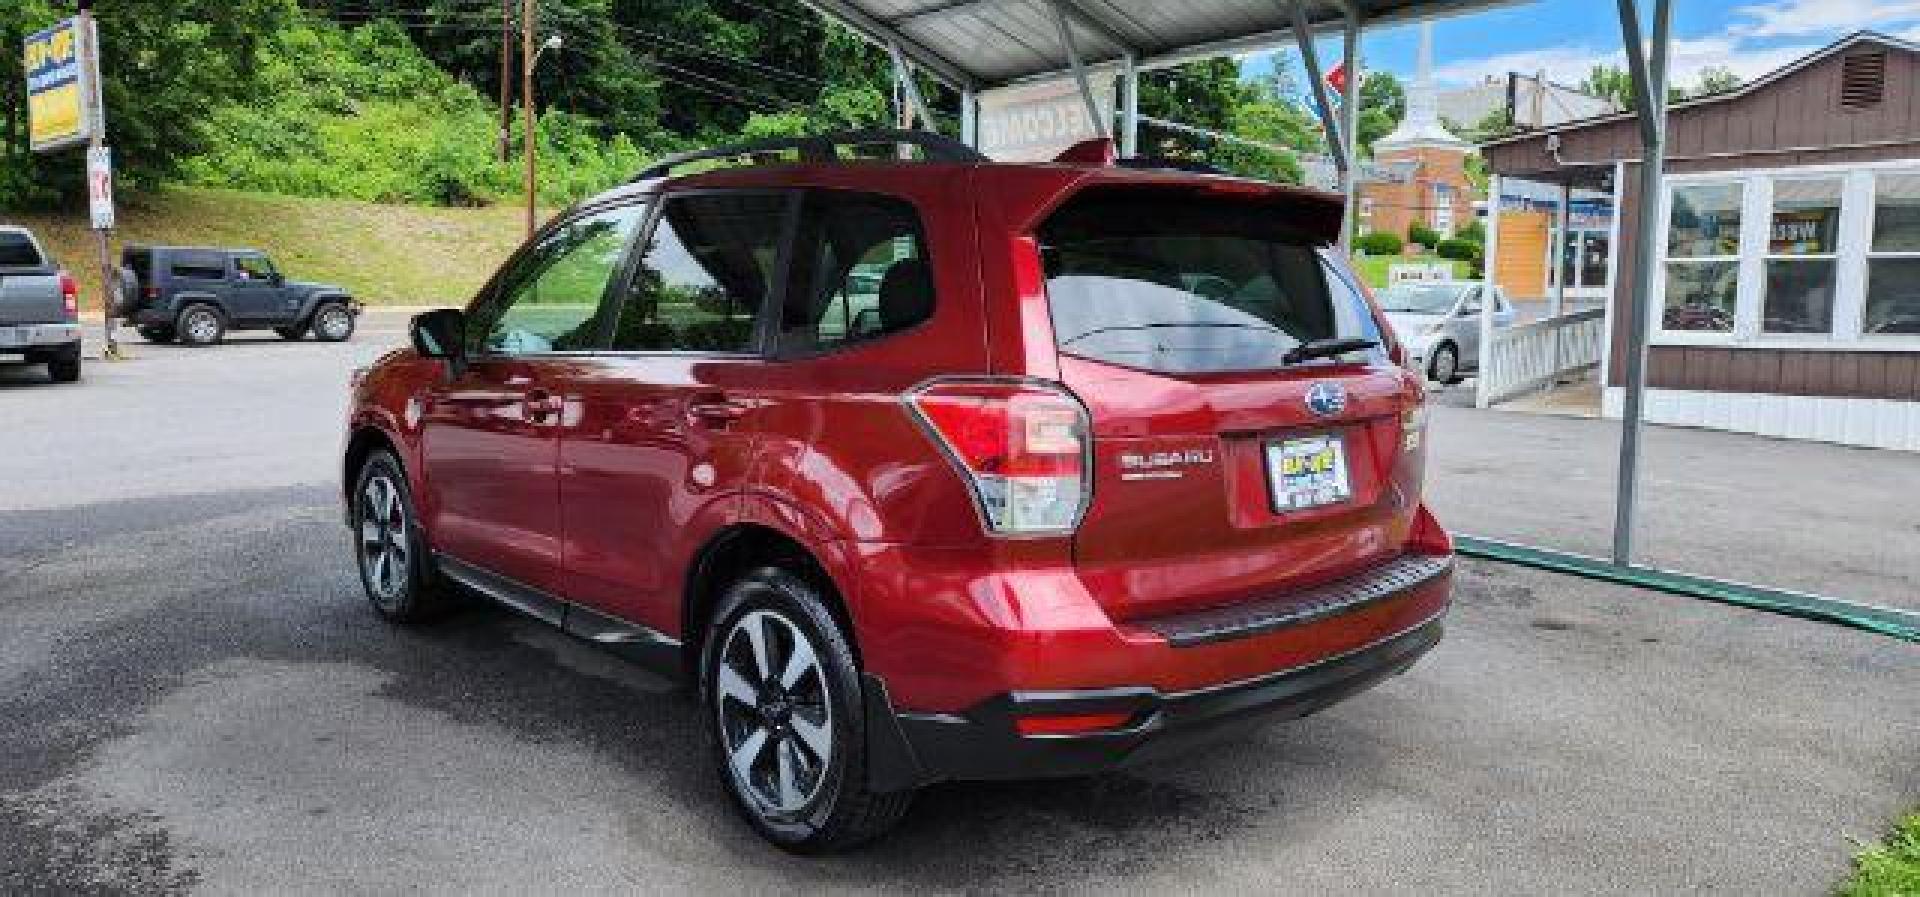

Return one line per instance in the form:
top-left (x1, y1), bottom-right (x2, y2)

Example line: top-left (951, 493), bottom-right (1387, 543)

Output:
top-left (24, 17), bottom-right (96, 153)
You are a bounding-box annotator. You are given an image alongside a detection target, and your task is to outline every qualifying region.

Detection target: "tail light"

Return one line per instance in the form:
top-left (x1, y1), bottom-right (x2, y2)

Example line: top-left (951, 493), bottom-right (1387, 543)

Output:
top-left (58, 272), bottom-right (79, 319)
top-left (905, 378), bottom-right (1091, 536)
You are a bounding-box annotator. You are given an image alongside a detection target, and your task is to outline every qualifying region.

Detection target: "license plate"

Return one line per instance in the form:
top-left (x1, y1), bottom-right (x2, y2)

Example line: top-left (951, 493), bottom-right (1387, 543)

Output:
top-left (1267, 435), bottom-right (1351, 511)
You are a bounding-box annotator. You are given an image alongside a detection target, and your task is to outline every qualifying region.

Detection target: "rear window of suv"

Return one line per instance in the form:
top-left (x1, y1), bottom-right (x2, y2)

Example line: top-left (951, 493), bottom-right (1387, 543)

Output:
top-left (0, 232), bottom-right (44, 268)
top-left (1038, 192), bottom-right (1381, 374)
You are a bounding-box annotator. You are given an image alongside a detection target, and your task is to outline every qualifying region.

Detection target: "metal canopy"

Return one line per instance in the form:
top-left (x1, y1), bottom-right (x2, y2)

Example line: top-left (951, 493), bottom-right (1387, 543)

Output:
top-left (802, 0), bottom-right (1521, 91)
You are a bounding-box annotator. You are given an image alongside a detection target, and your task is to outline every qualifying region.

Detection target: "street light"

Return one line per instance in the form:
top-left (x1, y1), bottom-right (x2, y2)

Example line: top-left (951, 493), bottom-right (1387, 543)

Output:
top-left (521, 16), bottom-right (564, 236)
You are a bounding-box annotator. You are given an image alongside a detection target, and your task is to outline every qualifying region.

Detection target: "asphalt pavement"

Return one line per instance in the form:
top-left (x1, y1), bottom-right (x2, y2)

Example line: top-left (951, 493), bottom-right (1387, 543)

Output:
top-left (1, 312), bottom-right (1914, 894)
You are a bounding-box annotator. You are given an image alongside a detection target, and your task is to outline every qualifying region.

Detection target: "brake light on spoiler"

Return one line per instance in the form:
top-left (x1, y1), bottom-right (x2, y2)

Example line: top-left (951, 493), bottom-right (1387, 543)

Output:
top-left (905, 378), bottom-right (1092, 536)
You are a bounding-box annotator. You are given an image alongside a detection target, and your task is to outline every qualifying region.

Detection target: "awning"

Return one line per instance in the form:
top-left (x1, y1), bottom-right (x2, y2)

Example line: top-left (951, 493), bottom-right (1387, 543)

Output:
top-left (801, 0), bottom-right (1523, 91)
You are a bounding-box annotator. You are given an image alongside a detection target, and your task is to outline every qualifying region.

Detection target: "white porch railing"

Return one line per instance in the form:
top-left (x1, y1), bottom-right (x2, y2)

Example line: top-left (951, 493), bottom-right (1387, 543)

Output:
top-left (1476, 308), bottom-right (1607, 407)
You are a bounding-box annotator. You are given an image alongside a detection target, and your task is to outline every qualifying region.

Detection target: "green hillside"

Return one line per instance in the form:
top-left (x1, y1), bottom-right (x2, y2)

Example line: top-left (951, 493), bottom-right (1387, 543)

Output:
top-left (5, 187), bottom-right (532, 308)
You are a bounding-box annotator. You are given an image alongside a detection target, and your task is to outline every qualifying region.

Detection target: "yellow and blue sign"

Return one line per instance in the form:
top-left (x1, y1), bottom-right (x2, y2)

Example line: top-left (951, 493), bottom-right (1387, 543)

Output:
top-left (24, 18), bottom-right (94, 153)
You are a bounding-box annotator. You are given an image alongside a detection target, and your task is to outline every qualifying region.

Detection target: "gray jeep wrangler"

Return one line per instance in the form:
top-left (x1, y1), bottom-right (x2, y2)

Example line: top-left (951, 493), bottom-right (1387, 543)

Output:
top-left (118, 245), bottom-right (359, 346)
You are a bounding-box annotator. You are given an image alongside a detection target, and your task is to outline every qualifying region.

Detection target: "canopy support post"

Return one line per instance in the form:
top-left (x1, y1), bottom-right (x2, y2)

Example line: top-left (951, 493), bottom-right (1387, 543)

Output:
top-left (1477, 174), bottom-right (1503, 408)
top-left (1049, 1), bottom-right (1108, 139)
top-left (888, 41), bottom-right (937, 133)
top-left (1286, 1), bottom-right (1347, 177)
top-left (960, 86), bottom-right (978, 147)
top-left (1121, 53), bottom-right (1140, 157)
top-left (1338, 2), bottom-right (1362, 250)
top-left (1610, 0), bottom-right (1671, 566)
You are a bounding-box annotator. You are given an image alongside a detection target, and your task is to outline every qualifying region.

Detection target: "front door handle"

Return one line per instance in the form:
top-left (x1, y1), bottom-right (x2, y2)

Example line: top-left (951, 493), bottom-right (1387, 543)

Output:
top-left (524, 388), bottom-right (564, 423)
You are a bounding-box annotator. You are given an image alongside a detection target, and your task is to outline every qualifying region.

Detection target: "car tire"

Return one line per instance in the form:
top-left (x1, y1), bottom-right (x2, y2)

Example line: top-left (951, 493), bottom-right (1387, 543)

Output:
top-left (138, 325), bottom-right (176, 344)
top-left (47, 355), bottom-right (81, 383)
top-left (702, 567), bottom-right (913, 853)
top-left (175, 304), bottom-right (226, 347)
top-left (311, 302), bottom-right (356, 342)
top-left (1429, 342), bottom-right (1465, 385)
top-left (351, 450), bottom-right (455, 623)
top-left (274, 326), bottom-right (306, 341)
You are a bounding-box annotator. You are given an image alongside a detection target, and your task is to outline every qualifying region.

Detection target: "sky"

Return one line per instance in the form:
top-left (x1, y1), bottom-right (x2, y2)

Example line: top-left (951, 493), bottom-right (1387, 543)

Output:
top-left (1244, 0), bottom-right (1920, 94)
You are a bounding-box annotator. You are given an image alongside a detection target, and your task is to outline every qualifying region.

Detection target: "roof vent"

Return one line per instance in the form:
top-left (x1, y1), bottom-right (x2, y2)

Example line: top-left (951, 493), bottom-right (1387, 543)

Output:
top-left (1840, 51), bottom-right (1886, 110)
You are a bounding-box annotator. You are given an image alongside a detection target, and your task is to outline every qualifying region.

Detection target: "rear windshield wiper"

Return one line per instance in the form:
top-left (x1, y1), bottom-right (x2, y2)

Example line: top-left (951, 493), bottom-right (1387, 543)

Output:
top-left (1283, 337), bottom-right (1378, 365)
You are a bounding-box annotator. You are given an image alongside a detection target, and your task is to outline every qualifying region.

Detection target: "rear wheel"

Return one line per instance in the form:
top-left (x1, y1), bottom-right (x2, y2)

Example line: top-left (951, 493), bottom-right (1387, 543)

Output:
top-left (175, 304), bottom-right (226, 347)
top-left (311, 303), bottom-right (355, 342)
top-left (351, 450), bottom-right (454, 622)
top-left (703, 567), bottom-right (912, 853)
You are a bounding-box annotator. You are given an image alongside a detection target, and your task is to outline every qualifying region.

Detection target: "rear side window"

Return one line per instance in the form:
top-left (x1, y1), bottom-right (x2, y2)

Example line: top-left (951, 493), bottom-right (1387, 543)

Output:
top-left (779, 191), bottom-right (931, 354)
top-left (0, 232), bottom-right (44, 268)
top-left (612, 192), bottom-right (789, 353)
top-left (1039, 194), bottom-right (1380, 373)
top-left (170, 253), bottom-right (228, 280)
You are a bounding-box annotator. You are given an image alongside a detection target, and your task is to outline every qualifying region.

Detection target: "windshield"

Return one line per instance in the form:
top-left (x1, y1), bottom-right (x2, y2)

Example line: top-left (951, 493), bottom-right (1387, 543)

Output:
top-left (1377, 283), bottom-right (1466, 314)
top-left (1039, 193), bottom-right (1380, 374)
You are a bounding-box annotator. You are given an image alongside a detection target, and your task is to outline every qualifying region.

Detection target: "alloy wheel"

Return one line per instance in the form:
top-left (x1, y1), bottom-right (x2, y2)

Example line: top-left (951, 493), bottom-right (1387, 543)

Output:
top-left (316, 306), bottom-right (352, 340)
top-left (715, 609), bottom-right (834, 820)
top-left (357, 474), bottom-right (410, 606)
top-left (185, 310), bottom-right (219, 344)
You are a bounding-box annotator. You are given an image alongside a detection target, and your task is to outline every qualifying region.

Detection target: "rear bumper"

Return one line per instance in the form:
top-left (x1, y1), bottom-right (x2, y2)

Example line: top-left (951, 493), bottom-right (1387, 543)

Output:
top-left (0, 323), bottom-right (80, 352)
top-left (864, 618), bottom-right (1443, 789)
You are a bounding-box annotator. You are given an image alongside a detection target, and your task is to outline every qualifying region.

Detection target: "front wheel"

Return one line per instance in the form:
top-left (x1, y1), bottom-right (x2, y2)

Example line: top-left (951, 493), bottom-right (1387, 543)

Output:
top-left (311, 302), bottom-right (356, 342)
top-left (702, 568), bottom-right (912, 853)
top-left (351, 450), bottom-right (454, 622)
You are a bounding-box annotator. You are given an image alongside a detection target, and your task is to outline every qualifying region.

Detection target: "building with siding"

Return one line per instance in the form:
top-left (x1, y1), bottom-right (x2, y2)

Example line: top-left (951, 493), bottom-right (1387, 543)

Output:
top-left (1480, 32), bottom-right (1920, 451)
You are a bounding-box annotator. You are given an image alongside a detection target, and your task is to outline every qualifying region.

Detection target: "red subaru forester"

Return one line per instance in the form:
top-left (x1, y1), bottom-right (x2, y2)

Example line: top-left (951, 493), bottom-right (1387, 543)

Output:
top-left (343, 131), bottom-right (1452, 852)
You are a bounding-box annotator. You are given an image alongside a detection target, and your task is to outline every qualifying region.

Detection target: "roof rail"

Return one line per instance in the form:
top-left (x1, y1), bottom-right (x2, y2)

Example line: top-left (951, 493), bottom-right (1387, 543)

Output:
top-left (633, 129), bottom-right (988, 182)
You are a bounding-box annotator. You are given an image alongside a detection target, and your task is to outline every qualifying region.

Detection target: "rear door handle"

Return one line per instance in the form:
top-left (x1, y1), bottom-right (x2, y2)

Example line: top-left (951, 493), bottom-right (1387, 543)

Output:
top-left (687, 395), bottom-right (748, 428)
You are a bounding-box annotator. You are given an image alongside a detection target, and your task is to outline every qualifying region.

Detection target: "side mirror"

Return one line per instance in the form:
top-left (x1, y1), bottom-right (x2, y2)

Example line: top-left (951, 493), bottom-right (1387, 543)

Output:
top-left (410, 309), bottom-right (466, 366)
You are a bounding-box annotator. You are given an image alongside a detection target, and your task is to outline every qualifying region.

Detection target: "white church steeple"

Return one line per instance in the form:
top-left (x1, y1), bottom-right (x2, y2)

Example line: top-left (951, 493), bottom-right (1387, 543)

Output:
top-left (1374, 22), bottom-right (1468, 152)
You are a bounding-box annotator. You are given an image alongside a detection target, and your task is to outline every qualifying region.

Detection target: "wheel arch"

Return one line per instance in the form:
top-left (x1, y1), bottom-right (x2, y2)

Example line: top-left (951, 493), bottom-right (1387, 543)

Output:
top-left (681, 523), bottom-right (858, 682)
top-left (342, 424), bottom-right (400, 510)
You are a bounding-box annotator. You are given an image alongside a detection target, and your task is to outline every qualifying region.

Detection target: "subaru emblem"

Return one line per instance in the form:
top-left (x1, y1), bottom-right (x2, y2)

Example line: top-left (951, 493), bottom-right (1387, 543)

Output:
top-left (1305, 382), bottom-right (1347, 418)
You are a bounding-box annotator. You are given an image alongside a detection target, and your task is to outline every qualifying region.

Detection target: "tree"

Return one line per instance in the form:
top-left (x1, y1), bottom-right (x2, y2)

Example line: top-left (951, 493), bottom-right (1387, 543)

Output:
top-left (2, 0), bottom-right (297, 208)
top-left (1356, 71), bottom-right (1405, 156)
top-left (1579, 65), bottom-right (1636, 111)
top-left (1691, 66), bottom-right (1743, 98)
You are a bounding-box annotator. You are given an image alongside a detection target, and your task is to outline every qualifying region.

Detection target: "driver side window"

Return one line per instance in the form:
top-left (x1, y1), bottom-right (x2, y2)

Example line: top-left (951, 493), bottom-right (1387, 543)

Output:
top-left (472, 204), bottom-right (648, 355)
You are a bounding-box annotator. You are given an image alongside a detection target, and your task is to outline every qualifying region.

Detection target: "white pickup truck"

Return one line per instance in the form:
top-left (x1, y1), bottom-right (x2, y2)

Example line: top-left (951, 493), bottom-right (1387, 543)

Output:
top-left (0, 225), bottom-right (82, 382)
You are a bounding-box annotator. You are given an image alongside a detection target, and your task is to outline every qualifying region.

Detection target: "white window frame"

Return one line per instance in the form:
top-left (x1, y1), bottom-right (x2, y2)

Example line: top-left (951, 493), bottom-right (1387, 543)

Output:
top-left (1650, 159), bottom-right (1920, 352)
top-left (1862, 170), bottom-right (1920, 343)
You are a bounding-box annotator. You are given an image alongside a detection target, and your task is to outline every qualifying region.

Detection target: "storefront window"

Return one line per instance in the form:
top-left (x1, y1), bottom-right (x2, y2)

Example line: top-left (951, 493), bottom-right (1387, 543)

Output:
top-left (1762, 179), bottom-right (1841, 334)
top-left (1664, 183), bottom-right (1742, 332)
top-left (1866, 172), bottom-right (1920, 335)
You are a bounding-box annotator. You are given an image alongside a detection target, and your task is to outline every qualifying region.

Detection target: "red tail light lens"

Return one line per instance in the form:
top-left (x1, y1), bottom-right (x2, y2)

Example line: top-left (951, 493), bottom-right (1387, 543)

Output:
top-left (906, 378), bottom-right (1091, 535)
top-left (58, 272), bottom-right (79, 319)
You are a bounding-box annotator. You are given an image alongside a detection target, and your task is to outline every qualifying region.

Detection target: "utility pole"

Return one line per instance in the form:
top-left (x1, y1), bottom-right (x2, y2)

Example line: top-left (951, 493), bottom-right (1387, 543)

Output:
top-left (498, 0), bottom-right (513, 163)
top-left (77, 0), bottom-right (119, 359)
top-left (521, 0), bottom-right (537, 237)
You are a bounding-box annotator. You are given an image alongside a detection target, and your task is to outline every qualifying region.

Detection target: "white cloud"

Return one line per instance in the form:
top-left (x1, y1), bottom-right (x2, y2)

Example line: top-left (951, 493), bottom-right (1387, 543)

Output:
top-left (1435, 36), bottom-right (1818, 90)
top-left (1730, 0), bottom-right (1920, 38)
top-left (1435, 0), bottom-right (1919, 93)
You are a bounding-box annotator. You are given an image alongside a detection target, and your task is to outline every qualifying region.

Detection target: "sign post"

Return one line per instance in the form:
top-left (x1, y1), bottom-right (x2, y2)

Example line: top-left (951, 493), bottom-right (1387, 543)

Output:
top-left (23, 8), bottom-right (120, 358)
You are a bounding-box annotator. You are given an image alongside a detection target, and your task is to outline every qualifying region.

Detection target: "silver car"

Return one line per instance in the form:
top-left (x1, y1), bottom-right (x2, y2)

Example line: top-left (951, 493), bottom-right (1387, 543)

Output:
top-left (1377, 281), bottom-right (1515, 384)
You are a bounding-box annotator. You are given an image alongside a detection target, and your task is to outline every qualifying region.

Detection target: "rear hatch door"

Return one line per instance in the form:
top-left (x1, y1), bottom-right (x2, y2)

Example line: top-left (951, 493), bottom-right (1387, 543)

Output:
top-left (1038, 188), bottom-right (1422, 622)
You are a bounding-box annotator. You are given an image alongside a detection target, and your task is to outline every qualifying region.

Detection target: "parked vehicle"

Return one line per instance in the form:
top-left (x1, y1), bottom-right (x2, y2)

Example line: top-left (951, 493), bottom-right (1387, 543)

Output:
top-left (1375, 280), bottom-right (1515, 384)
top-left (342, 132), bottom-right (1453, 852)
top-left (118, 245), bottom-right (359, 346)
top-left (0, 226), bottom-right (82, 383)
